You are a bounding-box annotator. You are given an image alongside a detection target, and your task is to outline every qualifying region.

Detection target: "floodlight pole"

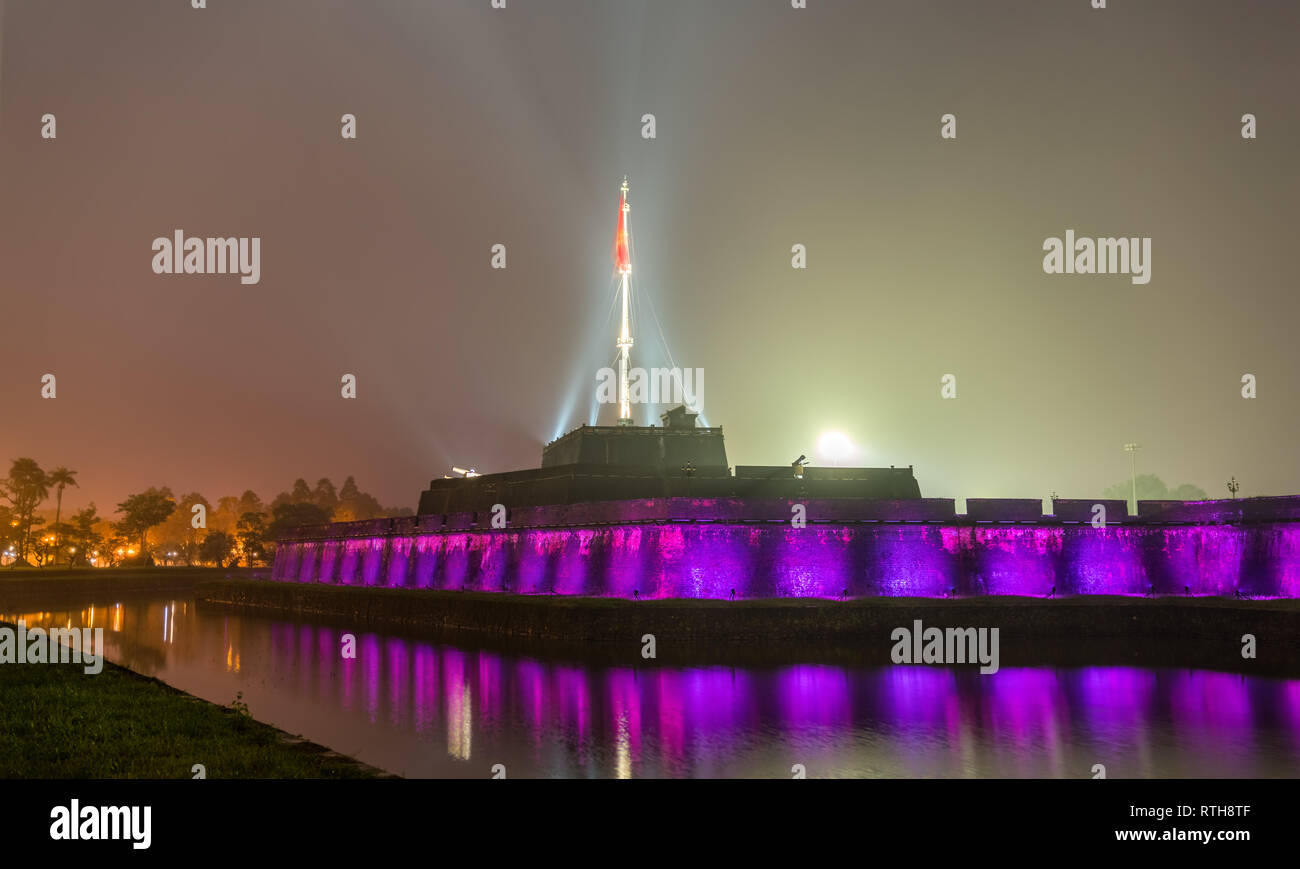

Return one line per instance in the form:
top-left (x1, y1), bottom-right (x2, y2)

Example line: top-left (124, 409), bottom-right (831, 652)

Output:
top-left (1124, 443), bottom-right (1142, 517)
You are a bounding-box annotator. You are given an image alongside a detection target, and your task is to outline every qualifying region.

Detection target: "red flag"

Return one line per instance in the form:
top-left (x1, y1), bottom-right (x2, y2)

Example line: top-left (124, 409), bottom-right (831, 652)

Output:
top-left (613, 187), bottom-right (630, 274)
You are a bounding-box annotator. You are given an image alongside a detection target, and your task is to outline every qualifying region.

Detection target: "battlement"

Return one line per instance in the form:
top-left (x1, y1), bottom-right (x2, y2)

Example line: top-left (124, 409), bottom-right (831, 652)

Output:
top-left (541, 420), bottom-right (728, 471)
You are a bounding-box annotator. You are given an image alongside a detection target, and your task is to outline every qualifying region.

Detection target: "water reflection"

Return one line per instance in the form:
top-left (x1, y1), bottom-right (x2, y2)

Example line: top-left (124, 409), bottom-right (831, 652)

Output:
top-left (5, 597), bottom-right (1299, 778)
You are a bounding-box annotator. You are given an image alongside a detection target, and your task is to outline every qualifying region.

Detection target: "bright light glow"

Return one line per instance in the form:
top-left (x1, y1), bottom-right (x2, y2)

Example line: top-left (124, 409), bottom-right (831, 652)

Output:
top-left (817, 431), bottom-right (854, 464)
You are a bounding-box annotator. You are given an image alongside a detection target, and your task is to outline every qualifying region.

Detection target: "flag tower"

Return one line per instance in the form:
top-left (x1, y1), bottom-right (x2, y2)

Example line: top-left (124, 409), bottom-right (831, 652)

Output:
top-left (614, 175), bottom-right (634, 425)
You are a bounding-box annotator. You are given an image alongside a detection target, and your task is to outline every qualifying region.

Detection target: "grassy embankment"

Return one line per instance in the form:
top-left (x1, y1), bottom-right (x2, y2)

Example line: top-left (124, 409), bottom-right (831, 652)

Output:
top-left (0, 622), bottom-right (386, 778)
top-left (1, 571), bottom-right (384, 778)
top-left (0, 567), bottom-right (263, 609)
top-left (0, 566), bottom-right (262, 579)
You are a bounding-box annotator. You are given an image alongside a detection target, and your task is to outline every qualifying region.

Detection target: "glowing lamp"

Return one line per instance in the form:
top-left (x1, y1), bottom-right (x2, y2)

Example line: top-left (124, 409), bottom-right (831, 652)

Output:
top-left (817, 431), bottom-right (854, 465)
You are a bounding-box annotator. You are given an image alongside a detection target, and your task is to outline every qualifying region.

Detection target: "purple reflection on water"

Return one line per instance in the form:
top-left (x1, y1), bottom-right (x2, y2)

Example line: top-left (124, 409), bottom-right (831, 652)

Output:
top-left (276, 522), bottom-right (1300, 598)
top-left (9, 598), bottom-right (1300, 777)
top-left (253, 623), bottom-right (1299, 778)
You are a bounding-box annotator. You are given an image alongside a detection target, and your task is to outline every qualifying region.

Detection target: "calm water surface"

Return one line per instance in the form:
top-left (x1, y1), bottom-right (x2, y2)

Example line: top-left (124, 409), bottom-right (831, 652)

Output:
top-left (6, 594), bottom-right (1299, 778)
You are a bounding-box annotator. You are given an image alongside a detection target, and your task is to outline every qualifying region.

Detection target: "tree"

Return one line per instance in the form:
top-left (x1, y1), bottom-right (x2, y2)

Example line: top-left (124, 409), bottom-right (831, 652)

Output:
top-left (156, 492), bottom-right (211, 565)
top-left (114, 488), bottom-right (177, 564)
top-left (66, 505), bottom-right (103, 567)
top-left (28, 516), bottom-right (47, 561)
top-left (209, 490), bottom-right (265, 534)
top-left (199, 531), bottom-right (236, 568)
top-left (1, 458), bottom-right (49, 565)
top-left (271, 476), bottom-right (322, 515)
top-left (1168, 483), bottom-right (1209, 501)
top-left (236, 489), bottom-right (265, 518)
top-left (211, 495), bottom-right (242, 535)
top-left (153, 542), bottom-right (187, 565)
top-left (236, 511), bottom-right (270, 566)
top-left (313, 478), bottom-right (338, 515)
top-left (32, 531), bottom-right (57, 567)
top-left (0, 505), bottom-right (16, 565)
top-left (1102, 475), bottom-right (1208, 503)
top-left (334, 475), bottom-right (385, 521)
top-left (47, 466), bottom-right (78, 565)
top-left (1102, 474), bottom-right (1168, 502)
top-left (99, 532), bottom-right (130, 567)
top-left (268, 502), bottom-right (332, 541)
top-left (46, 522), bottom-right (74, 564)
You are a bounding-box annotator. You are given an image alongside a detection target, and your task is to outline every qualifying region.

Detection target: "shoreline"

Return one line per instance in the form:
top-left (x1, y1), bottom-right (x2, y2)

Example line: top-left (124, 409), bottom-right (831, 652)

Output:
top-left (0, 567), bottom-right (265, 608)
top-left (196, 579), bottom-right (1300, 676)
top-left (0, 618), bottom-right (391, 779)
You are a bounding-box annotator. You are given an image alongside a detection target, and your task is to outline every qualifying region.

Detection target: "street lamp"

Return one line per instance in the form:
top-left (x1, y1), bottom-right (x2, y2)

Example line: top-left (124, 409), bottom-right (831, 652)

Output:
top-left (1123, 443), bottom-right (1142, 517)
top-left (1227, 477), bottom-right (1240, 499)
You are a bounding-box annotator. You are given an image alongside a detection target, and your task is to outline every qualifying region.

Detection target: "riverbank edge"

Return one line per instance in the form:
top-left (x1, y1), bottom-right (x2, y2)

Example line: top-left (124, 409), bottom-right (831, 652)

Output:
top-left (195, 579), bottom-right (1300, 675)
top-left (0, 568), bottom-right (265, 607)
top-left (0, 618), bottom-right (393, 779)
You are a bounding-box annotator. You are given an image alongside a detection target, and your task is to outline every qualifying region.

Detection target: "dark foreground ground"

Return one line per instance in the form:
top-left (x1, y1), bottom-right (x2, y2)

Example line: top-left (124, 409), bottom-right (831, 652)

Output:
top-left (0, 618), bottom-right (387, 779)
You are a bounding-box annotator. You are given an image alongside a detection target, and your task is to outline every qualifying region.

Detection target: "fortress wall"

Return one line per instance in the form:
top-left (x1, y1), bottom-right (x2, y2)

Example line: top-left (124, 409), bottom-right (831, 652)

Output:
top-left (276, 498), bottom-right (960, 544)
top-left (1051, 499), bottom-right (1131, 522)
top-left (1138, 497), bottom-right (1300, 524)
top-left (964, 499), bottom-right (1047, 522)
top-left (272, 514), bottom-right (1300, 599)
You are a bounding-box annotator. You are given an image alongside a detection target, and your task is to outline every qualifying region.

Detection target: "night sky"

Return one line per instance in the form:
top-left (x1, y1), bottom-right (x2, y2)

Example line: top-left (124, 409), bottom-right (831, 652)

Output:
top-left (2, 0), bottom-right (1297, 513)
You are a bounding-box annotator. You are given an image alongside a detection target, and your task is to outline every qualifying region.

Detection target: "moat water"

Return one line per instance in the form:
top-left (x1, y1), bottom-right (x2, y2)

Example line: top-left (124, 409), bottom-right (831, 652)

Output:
top-left (6, 594), bottom-right (1299, 778)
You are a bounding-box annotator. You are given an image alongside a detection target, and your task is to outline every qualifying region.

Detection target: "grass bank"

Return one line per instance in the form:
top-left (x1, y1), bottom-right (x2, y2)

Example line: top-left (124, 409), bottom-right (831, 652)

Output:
top-left (0, 621), bottom-right (387, 778)
top-left (0, 567), bottom-right (265, 608)
top-left (196, 579), bottom-right (1300, 675)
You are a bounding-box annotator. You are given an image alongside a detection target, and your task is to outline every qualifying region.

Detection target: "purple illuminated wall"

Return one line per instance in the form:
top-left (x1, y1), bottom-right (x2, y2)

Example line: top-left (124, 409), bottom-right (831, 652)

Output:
top-left (270, 497), bottom-right (1300, 598)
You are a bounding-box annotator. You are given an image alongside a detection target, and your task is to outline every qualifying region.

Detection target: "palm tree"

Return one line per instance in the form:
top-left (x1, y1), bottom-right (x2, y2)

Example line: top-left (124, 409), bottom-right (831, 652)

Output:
top-left (48, 467), bottom-right (78, 566)
top-left (2, 458), bottom-right (50, 565)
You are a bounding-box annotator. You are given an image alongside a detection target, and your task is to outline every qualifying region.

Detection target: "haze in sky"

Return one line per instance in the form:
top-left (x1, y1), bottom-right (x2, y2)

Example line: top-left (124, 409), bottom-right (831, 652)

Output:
top-left (1, 0), bottom-right (1296, 512)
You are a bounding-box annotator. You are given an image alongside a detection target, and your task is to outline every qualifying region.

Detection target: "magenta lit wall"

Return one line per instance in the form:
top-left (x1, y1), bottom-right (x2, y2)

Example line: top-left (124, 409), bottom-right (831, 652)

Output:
top-left (271, 500), bottom-right (1300, 599)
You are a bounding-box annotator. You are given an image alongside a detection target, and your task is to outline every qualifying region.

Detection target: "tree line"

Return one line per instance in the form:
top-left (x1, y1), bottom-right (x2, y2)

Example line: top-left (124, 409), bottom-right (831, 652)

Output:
top-left (1100, 475), bottom-right (1209, 503)
top-left (0, 459), bottom-right (411, 568)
